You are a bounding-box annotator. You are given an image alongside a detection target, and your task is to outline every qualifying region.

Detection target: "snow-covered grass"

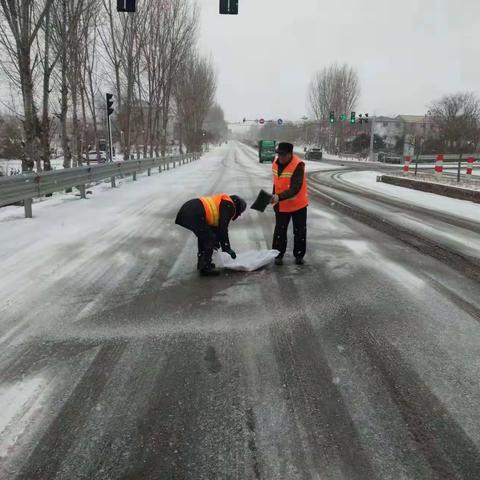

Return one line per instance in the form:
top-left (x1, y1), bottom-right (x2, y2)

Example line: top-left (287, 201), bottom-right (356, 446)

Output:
top-left (0, 157), bottom-right (109, 176)
top-left (0, 146), bottom-right (185, 176)
top-left (0, 176), bottom-right (120, 222)
top-left (341, 170), bottom-right (480, 224)
top-left (0, 155), bottom-right (195, 222)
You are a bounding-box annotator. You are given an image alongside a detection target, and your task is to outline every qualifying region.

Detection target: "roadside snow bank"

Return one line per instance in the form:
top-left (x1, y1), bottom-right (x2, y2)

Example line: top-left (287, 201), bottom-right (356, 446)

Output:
top-left (341, 170), bottom-right (480, 224)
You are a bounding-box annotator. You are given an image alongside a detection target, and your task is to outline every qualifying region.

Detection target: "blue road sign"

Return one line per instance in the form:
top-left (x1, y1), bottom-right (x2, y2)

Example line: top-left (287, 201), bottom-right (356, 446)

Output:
top-left (277, 118), bottom-right (283, 126)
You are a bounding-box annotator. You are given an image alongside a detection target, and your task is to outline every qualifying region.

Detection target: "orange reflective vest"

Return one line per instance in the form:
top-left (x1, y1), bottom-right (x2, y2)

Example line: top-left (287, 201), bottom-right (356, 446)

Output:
top-left (272, 155), bottom-right (308, 212)
top-left (199, 193), bottom-right (235, 226)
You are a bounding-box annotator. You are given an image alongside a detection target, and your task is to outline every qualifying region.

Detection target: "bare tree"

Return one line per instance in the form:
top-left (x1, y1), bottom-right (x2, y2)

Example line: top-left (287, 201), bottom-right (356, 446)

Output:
top-left (204, 103), bottom-right (228, 143)
top-left (308, 63), bottom-right (360, 120)
top-left (137, 0), bottom-right (198, 158)
top-left (81, 4), bottom-right (101, 160)
top-left (38, 0), bottom-right (55, 170)
top-left (100, 1), bottom-right (148, 159)
top-left (428, 92), bottom-right (480, 153)
top-left (50, 0), bottom-right (90, 169)
top-left (307, 63), bottom-right (360, 151)
top-left (175, 51), bottom-right (217, 153)
top-left (0, 0), bottom-right (52, 171)
top-left (158, 0), bottom-right (198, 157)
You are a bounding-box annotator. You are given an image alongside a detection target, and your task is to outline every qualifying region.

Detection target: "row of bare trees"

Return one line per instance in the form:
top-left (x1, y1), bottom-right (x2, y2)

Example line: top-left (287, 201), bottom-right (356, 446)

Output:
top-left (0, 0), bottom-right (217, 172)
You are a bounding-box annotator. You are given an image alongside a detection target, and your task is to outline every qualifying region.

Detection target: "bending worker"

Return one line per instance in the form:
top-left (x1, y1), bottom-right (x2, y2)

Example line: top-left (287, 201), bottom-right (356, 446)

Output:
top-left (175, 193), bottom-right (247, 276)
top-left (271, 142), bottom-right (309, 265)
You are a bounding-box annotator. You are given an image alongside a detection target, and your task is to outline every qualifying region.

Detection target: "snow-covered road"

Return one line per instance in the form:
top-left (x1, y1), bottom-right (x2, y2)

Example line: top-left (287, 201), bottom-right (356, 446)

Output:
top-left (1, 141), bottom-right (480, 479)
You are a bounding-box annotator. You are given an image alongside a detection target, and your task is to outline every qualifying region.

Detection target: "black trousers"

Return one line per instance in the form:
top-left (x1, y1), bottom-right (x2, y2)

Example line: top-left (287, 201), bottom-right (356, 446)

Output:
top-left (272, 207), bottom-right (307, 258)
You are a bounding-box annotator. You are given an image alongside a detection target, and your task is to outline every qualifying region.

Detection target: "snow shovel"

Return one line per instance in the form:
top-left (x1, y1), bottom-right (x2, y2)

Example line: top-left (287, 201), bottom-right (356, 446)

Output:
top-left (250, 189), bottom-right (273, 212)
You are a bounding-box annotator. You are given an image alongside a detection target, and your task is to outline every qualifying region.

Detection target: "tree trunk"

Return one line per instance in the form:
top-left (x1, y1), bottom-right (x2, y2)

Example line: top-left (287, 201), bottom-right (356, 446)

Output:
top-left (179, 122), bottom-right (184, 154)
top-left (81, 84), bottom-right (88, 164)
top-left (40, 2), bottom-right (52, 171)
top-left (19, 54), bottom-right (38, 172)
top-left (71, 86), bottom-right (80, 167)
top-left (61, 0), bottom-right (71, 170)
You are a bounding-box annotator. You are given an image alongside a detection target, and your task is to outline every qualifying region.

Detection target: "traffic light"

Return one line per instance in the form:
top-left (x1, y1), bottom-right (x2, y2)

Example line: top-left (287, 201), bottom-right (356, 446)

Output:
top-left (243, 118), bottom-right (246, 123)
top-left (365, 113), bottom-right (369, 124)
top-left (220, 0), bottom-right (238, 14)
top-left (117, 0), bottom-right (135, 12)
top-left (340, 113), bottom-right (346, 121)
top-left (329, 111), bottom-right (335, 124)
top-left (106, 93), bottom-right (114, 117)
top-left (359, 114), bottom-right (363, 125)
top-left (350, 111), bottom-right (356, 124)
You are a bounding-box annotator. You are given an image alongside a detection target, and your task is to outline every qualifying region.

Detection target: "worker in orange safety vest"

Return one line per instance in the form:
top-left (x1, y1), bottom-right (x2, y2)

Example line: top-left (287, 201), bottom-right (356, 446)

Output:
top-left (175, 193), bottom-right (247, 276)
top-left (271, 142), bottom-right (308, 265)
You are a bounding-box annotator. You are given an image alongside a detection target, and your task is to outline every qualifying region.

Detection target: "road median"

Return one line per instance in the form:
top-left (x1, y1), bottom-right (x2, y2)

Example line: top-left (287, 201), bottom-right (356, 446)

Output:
top-left (377, 174), bottom-right (480, 204)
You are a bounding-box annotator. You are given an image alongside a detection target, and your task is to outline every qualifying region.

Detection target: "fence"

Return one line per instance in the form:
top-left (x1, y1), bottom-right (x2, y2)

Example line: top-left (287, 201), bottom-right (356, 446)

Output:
top-left (0, 153), bottom-right (199, 218)
top-left (379, 153), bottom-right (478, 164)
top-left (399, 153), bottom-right (478, 181)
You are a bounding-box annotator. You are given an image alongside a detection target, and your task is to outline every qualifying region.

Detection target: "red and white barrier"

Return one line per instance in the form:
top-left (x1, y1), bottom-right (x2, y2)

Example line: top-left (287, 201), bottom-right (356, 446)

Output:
top-left (435, 154), bottom-right (444, 174)
top-left (466, 156), bottom-right (475, 175)
top-left (402, 155), bottom-right (412, 174)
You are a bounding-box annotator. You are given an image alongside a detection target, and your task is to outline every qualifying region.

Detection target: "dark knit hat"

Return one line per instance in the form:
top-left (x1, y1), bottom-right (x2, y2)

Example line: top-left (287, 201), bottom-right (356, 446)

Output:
top-left (230, 195), bottom-right (247, 220)
top-left (276, 142), bottom-right (294, 154)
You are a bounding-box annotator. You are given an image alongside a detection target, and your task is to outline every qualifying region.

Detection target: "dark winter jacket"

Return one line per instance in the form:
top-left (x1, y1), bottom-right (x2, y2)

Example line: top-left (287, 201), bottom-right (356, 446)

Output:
top-left (175, 199), bottom-right (235, 251)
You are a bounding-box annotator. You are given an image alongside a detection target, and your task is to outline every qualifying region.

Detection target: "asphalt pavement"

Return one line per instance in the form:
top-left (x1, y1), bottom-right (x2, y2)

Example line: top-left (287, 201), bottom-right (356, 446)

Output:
top-left (1, 142), bottom-right (480, 480)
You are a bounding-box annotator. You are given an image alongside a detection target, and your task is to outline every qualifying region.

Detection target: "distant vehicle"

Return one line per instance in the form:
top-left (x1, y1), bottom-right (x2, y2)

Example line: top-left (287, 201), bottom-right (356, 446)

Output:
top-left (378, 152), bottom-right (402, 164)
top-left (305, 147), bottom-right (323, 160)
top-left (258, 140), bottom-right (276, 163)
top-left (83, 150), bottom-right (107, 164)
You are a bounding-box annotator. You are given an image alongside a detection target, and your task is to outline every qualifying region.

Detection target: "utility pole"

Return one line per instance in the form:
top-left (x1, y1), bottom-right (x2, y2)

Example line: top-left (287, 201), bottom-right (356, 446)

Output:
top-left (369, 116), bottom-right (375, 162)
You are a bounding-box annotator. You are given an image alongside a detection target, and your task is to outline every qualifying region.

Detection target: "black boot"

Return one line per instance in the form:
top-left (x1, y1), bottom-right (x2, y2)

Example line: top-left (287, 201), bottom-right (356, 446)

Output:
top-left (200, 267), bottom-right (220, 277)
top-left (198, 253), bottom-right (219, 276)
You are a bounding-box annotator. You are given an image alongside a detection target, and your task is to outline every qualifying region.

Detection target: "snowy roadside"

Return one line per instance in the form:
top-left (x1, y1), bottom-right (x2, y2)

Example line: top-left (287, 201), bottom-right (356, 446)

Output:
top-left (340, 170), bottom-right (480, 224)
top-left (0, 155), bottom-right (129, 177)
top-left (0, 156), bottom-right (189, 223)
top-left (0, 161), bottom-right (198, 225)
top-left (383, 171), bottom-right (480, 191)
top-left (0, 158), bottom-right (65, 176)
top-left (293, 146), bottom-right (386, 166)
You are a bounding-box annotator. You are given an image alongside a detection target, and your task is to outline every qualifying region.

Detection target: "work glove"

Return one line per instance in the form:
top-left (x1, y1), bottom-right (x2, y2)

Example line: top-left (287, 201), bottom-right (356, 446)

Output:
top-left (271, 194), bottom-right (280, 205)
top-left (225, 248), bottom-right (237, 259)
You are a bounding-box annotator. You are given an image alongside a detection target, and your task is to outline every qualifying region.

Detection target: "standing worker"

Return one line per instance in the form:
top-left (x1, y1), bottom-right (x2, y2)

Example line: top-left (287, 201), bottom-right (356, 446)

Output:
top-left (175, 193), bottom-right (247, 276)
top-left (271, 142), bottom-right (308, 265)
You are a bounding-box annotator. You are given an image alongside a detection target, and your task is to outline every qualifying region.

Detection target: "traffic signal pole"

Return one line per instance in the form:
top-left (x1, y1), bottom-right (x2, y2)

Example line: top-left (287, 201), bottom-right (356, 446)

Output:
top-left (369, 116), bottom-right (375, 162)
top-left (107, 112), bottom-right (113, 163)
top-left (106, 93), bottom-right (114, 162)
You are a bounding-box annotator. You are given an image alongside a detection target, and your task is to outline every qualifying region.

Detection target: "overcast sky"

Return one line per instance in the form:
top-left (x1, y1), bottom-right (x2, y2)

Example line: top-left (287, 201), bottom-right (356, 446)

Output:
top-left (199, 0), bottom-right (480, 123)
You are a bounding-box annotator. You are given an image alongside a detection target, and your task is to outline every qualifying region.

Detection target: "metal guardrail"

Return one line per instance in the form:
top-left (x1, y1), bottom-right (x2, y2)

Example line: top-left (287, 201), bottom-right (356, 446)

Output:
top-left (0, 153), bottom-right (200, 218)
